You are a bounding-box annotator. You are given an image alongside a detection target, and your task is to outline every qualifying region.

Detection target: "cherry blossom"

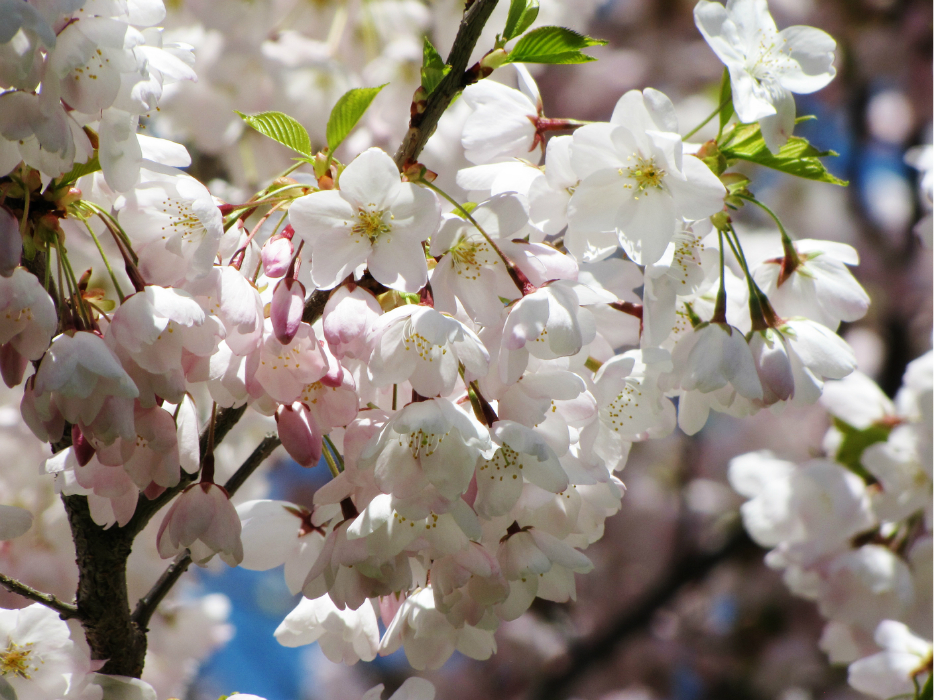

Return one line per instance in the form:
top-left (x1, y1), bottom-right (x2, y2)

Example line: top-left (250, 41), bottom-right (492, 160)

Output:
top-left (848, 621), bottom-right (932, 699)
top-left (366, 305), bottom-right (489, 398)
top-left (0, 603), bottom-right (88, 700)
top-left (568, 89), bottom-right (726, 265)
top-left (156, 482), bottom-right (244, 566)
top-left (289, 147), bottom-right (440, 292)
top-left (694, 0), bottom-right (837, 151)
top-left (461, 64), bottom-right (542, 164)
top-left (31, 331), bottom-right (139, 445)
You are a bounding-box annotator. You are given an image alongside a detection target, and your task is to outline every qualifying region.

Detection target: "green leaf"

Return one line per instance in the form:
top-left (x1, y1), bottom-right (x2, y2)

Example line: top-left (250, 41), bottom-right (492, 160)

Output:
top-left (0, 676), bottom-right (16, 700)
top-left (503, 0), bottom-right (540, 41)
top-left (718, 67), bottom-right (734, 134)
top-left (505, 26), bottom-right (606, 65)
top-left (326, 84), bottom-right (388, 154)
top-left (59, 154), bottom-right (101, 186)
top-left (831, 417), bottom-right (892, 481)
top-left (235, 111), bottom-right (311, 156)
top-left (721, 123), bottom-right (848, 186)
top-left (919, 674), bottom-right (932, 700)
top-left (421, 37), bottom-right (450, 95)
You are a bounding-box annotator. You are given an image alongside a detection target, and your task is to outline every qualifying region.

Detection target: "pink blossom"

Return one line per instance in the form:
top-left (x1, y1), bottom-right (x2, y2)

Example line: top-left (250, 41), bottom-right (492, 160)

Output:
top-left (156, 482), bottom-right (244, 566)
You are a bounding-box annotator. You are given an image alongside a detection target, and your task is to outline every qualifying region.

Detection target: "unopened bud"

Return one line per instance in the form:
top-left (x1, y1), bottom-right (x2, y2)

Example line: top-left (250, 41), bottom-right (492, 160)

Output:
top-left (710, 211), bottom-right (732, 231)
top-left (480, 48), bottom-right (509, 73)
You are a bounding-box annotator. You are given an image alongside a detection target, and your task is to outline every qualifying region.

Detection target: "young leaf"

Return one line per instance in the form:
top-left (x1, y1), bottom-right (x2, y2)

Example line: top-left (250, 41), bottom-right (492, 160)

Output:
top-left (831, 416), bottom-right (891, 481)
top-left (718, 67), bottom-right (734, 134)
top-left (235, 110), bottom-right (311, 156)
top-left (326, 84), bottom-right (388, 154)
top-left (721, 123), bottom-right (847, 186)
top-left (505, 26), bottom-right (606, 65)
top-left (503, 0), bottom-right (540, 41)
top-left (421, 37), bottom-right (450, 95)
top-left (59, 154), bottom-right (101, 186)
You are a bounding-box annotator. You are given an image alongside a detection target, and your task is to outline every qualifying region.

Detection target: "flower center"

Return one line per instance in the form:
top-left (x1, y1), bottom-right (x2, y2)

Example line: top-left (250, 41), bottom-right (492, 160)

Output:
top-left (624, 156), bottom-right (666, 193)
top-left (351, 208), bottom-right (391, 242)
top-left (0, 641), bottom-right (36, 679)
top-left (402, 428), bottom-right (449, 459)
top-left (160, 199), bottom-right (206, 243)
top-left (449, 235), bottom-right (497, 280)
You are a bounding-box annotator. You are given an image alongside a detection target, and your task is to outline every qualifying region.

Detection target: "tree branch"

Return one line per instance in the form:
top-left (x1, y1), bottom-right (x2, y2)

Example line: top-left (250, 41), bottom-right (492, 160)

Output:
top-left (393, 0), bottom-right (500, 169)
top-left (0, 572), bottom-right (80, 619)
top-left (529, 529), bottom-right (753, 700)
top-left (132, 434), bottom-right (282, 629)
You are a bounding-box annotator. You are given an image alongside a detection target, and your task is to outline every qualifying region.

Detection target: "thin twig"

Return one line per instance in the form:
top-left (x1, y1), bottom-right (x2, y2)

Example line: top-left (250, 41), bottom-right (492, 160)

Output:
top-left (132, 434), bottom-right (282, 629)
top-left (393, 0), bottom-right (500, 169)
top-left (529, 529), bottom-right (752, 700)
top-left (0, 572), bottom-right (80, 619)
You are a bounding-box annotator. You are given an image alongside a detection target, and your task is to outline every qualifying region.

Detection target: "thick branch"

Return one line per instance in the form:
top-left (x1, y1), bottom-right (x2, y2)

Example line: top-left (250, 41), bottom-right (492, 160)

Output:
top-left (530, 529), bottom-right (752, 700)
top-left (0, 572), bottom-right (79, 619)
top-left (393, 0), bottom-right (500, 169)
top-left (132, 434), bottom-right (282, 629)
top-left (63, 494), bottom-right (146, 676)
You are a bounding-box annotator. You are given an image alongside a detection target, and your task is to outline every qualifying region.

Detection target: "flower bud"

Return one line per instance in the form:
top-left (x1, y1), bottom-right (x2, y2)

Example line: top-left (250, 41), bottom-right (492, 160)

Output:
top-left (261, 231), bottom-right (294, 279)
top-left (0, 342), bottom-right (26, 388)
top-left (271, 277), bottom-right (306, 345)
top-left (276, 402), bottom-right (322, 467)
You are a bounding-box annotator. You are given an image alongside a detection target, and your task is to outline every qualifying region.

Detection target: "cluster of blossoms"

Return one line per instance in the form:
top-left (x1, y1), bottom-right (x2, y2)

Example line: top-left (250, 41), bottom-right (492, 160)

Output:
top-left (150, 0), bottom-right (600, 189)
top-left (0, 0), bottom-right (927, 697)
top-left (0, 0), bottom-right (196, 192)
top-left (731, 353), bottom-right (933, 699)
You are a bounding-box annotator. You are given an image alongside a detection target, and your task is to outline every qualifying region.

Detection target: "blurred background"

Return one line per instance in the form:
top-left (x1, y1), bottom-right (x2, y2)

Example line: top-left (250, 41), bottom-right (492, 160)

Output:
top-left (161, 0), bottom-right (933, 698)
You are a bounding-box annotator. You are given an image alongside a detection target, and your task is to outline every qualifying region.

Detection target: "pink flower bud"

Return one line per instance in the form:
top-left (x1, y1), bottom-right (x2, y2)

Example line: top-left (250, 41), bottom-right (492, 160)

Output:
top-left (71, 424), bottom-right (96, 467)
top-left (271, 277), bottom-right (306, 346)
top-left (0, 342), bottom-right (27, 388)
top-left (276, 402), bottom-right (322, 467)
top-left (262, 232), bottom-right (294, 278)
top-left (0, 207), bottom-right (21, 278)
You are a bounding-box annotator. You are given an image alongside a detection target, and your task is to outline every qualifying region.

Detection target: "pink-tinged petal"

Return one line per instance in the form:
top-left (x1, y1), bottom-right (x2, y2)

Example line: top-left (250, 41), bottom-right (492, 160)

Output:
top-left (388, 183), bottom-right (441, 243)
top-left (271, 278), bottom-right (306, 345)
top-left (758, 87), bottom-right (797, 153)
top-left (367, 234), bottom-right (428, 293)
top-left (289, 190), bottom-right (356, 241)
top-left (615, 185), bottom-right (677, 265)
top-left (337, 148), bottom-right (402, 211)
top-left (777, 25), bottom-right (836, 94)
top-left (262, 234), bottom-right (293, 278)
top-left (668, 156), bottom-right (727, 220)
top-left (277, 403), bottom-right (323, 467)
top-left (310, 226), bottom-right (372, 290)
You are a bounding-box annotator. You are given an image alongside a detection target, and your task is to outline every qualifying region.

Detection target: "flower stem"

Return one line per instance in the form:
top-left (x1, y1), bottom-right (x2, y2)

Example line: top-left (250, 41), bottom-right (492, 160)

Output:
top-left (683, 95), bottom-right (732, 141)
top-left (84, 220), bottom-right (126, 303)
top-left (713, 229), bottom-right (728, 323)
top-left (417, 177), bottom-right (528, 294)
top-left (321, 435), bottom-right (342, 478)
top-left (724, 225), bottom-right (779, 330)
top-left (18, 186), bottom-right (29, 240)
top-left (201, 402), bottom-right (217, 484)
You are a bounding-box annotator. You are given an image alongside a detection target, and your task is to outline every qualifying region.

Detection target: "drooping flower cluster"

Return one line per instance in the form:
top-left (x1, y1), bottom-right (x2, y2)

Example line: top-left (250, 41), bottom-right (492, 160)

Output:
top-left (0, 0), bottom-right (196, 191)
top-left (730, 352), bottom-right (932, 698)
